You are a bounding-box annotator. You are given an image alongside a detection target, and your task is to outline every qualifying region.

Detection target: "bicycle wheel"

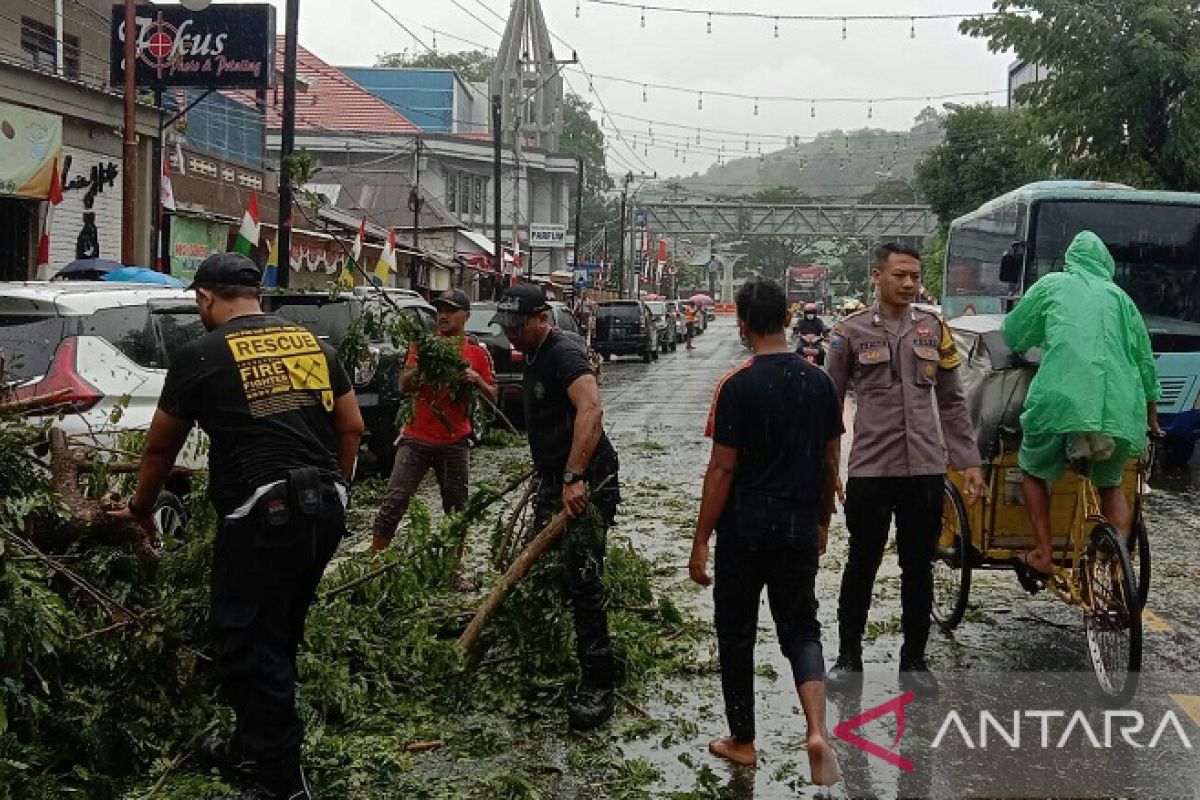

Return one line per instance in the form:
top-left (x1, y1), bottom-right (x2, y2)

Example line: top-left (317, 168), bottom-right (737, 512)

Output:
top-left (1128, 516), bottom-right (1151, 611)
top-left (1083, 523), bottom-right (1142, 706)
top-left (932, 477), bottom-right (972, 631)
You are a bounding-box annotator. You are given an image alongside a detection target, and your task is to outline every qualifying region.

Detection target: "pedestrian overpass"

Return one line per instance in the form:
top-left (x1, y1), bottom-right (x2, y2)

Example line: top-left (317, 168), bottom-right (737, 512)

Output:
top-left (640, 201), bottom-right (936, 245)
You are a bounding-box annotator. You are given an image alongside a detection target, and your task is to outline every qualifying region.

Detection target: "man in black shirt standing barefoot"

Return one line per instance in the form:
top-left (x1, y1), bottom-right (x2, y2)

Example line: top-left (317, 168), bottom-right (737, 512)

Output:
top-left (689, 279), bottom-right (842, 786)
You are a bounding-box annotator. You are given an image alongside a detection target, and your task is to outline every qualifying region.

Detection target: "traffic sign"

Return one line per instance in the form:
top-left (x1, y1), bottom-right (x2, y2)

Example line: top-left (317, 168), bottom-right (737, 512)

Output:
top-left (634, 209), bottom-right (648, 229)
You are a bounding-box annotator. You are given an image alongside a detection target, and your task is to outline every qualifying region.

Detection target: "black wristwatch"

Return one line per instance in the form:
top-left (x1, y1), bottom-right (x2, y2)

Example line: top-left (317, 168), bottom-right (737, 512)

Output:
top-left (563, 469), bottom-right (586, 486)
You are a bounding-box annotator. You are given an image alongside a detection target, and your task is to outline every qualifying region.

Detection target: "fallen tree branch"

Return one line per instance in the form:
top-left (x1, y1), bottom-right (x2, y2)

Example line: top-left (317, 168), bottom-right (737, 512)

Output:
top-left (402, 739), bottom-right (445, 754)
top-left (77, 462), bottom-right (194, 476)
top-left (4, 531), bottom-right (141, 626)
top-left (492, 476), bottom-right (536, 569)
top-left (458, 477), bottom-right (613, 656)
top-left (0, 387), bottom-right (71, 415)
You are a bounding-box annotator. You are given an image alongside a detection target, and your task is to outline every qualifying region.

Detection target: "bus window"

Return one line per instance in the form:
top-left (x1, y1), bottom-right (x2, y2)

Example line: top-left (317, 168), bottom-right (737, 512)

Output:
top-left (946, 201), bottom-right (1022, 302)
top-left (1032, 200), bottom-right (1200, 344)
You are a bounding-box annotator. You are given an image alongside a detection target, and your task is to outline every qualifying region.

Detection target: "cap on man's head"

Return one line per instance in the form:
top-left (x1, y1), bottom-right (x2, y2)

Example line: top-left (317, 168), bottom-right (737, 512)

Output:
top-left (188, 252), bottom-right (262, 290)
top-left (433, 289), bottom-right (471, 312)
top-left (490, 283), bottom-right (549, 327)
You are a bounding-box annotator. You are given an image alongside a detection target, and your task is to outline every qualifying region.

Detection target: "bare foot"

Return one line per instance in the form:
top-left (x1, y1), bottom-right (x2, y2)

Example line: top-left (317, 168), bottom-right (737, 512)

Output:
top-left (1019, 549), bottom-right (1054, 577)
top-left (708, 736), bottom-right (758, 767)
top-left (807, 732), bottom-right (840, 786)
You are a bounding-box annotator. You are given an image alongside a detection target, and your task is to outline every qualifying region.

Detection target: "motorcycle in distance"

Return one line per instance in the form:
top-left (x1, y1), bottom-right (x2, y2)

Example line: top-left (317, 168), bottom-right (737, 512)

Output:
top-left (796, 332), bottom-right (827, 366)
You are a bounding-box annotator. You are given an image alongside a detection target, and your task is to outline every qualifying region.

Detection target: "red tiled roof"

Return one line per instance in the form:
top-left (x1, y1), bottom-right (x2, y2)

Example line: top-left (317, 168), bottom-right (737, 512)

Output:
top-left (226, 39), bottom-right (418, 134)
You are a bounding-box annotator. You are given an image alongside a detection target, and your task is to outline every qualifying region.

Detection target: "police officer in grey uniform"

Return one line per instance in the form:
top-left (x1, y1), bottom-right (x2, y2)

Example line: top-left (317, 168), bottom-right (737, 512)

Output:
top-left (825, 243), bottom-right (984, 697)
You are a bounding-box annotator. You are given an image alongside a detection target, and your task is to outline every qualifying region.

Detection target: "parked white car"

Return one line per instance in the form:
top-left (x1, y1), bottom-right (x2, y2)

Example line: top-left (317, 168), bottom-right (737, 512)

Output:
top-left (0, 282), bottom-right (207, 539)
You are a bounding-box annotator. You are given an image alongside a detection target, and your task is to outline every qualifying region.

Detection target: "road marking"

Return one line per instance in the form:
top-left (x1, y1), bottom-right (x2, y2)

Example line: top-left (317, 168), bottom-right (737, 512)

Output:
top-left (1142, 608), bottom-right (1173, 633)
top-left (1169, 694), bottom-right (1200, 728)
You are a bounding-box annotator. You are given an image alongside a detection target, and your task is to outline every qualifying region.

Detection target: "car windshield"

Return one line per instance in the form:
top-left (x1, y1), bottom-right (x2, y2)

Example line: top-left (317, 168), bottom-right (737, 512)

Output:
top-left (262, 298), bottom-right (355, 344)
top-left (0, 315), bottom-right (68, 381)
top-left (598, 303), bottom-right (641, 320)
top-left (466, 305), bottom-right (503, 335)
top-left (1033, 201), bottom-right (1200, 342)
top-left (646, 302), bottom-right (666, 315)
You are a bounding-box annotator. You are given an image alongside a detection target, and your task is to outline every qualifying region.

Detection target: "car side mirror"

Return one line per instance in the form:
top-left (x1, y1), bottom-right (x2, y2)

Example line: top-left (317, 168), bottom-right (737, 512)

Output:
top-left (999, 242), bottom-right (1026, 285)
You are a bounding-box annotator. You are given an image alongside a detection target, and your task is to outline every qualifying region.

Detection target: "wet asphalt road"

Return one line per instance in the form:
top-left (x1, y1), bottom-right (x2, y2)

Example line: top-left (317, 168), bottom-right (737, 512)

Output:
top-left (593, 316), bottom-right (1200, 798)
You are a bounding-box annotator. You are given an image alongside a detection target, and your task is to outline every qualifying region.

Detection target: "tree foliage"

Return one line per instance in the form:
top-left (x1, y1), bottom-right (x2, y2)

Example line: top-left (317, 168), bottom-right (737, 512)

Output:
top-left (914, 104), bottom-right (1048, 226)
top-left (961, 0), bottom-right (1200, 190)
top-left (374, 49), bottom-right (495, 83)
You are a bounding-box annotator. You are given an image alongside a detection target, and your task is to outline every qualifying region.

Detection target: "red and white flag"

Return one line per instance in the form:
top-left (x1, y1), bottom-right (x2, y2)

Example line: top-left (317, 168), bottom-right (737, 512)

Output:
top-left (36, 158), bottom-right (63, 278)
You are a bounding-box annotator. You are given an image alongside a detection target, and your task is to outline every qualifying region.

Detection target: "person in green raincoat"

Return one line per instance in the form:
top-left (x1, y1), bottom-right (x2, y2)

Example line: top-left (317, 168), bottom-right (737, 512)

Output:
top-left (1001, 230), bottom-right (1163, 577)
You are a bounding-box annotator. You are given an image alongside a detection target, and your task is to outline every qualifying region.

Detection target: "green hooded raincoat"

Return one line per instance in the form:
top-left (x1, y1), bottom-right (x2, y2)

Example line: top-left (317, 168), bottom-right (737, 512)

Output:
top-left (1001, 230), bottom-right (1161, 455)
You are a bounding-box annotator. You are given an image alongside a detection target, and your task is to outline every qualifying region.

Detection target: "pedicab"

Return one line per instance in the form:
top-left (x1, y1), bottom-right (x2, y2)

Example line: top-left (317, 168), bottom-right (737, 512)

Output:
top-left (933, 315), bottom-right (1150, 705)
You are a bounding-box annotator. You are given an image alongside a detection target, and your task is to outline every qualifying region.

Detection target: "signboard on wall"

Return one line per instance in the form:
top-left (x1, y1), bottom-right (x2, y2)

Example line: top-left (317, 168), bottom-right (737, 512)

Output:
top-left (170, 215), bottom-right (228, 285)
top-left (110, 4), bottom-right (276, 89)
top-left (0, 103), bottom-right (63, 199)
top-left (530, 223), bottom-right (567, 249)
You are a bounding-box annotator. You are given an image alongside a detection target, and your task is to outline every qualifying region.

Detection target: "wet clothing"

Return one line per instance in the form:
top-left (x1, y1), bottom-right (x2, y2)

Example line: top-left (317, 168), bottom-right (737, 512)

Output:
top-left (839, 476), bottom-right (943, 661)
top-left (794, 316), bottom-right (829, 337)
top-left (402, 338), bottom-right (496, 445)
top-left (826, 306), bottom-right (980, 478)
top-left (533, 499), bottom-right (615, 689)
top-left (370, 438), bottom-right (470, 542)
top-left (521, 328), bottom-right (620, 690)
top-left (707, 353), bottom-right (842, 742)
top-left (158, 313), bottom-right (352, 797)
top-left (826, 304), bottom-right (978, 664)
top-left (1019, 432), bottom-right (1128, 488)
top-left (522, 329), bottom-right (620, 515)
top-left (159, 314), bottom-right (350, 517)
top-left (1002, 230), bottom-right (1160, 456)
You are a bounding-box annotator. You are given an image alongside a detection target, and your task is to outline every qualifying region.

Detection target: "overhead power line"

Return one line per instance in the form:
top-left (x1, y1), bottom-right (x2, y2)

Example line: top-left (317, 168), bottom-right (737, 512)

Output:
top-left (575, 0), bottom-right (997, 23)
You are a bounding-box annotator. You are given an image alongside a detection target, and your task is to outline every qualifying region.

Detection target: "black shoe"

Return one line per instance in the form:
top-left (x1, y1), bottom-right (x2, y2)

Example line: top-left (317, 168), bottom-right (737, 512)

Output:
top-left (200, 736), bottom-right (258, 786)
top-left (825, 654), bottom-right (864, 692)
top-left (568, 685), bottom-right (615, 731)
top-left (899, 657), bottom-right (940, 698)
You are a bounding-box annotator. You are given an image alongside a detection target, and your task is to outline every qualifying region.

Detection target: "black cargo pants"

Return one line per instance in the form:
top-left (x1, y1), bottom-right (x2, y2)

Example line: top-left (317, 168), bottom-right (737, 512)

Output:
top-left (211, 479), bottom-right (346, 794)
top-left (533, 497), bottom-right (616, 689)
top-left (714, 501), bottom-right (825, 743)
top-left (837, 475), bottom-right (943, 663)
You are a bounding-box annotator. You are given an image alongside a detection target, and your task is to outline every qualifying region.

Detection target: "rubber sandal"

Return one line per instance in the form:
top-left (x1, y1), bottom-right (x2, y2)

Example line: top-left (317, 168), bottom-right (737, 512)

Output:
top-left (1012, 551), bottom-right (1052, 595)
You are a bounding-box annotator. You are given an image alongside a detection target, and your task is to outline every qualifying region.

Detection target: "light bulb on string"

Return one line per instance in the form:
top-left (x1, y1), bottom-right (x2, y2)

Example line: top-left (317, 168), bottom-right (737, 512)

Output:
top-left (697, 92), bottom-right (704, 111)
top-left (706, 12), bottom-right (712, 34)
top-left (432, 31), bottom-right (437, 50)
top-left (753, 97), bottom-right (759, 116)
top-left (842, 18), bottom-right (847, 39)
top-left (642, 84), bottom-right (647, 102)
top-left (745, 135), bottom-right (750, 152)
top-left (575, 0), bottom-right (580, 18)
top-left (774, 17), bottom-right (779, 38)
top-left (868, 101), bottom-right (873, 120)
top-left (696, 129), bottom-right (702, 144)
top-left (810, 100), bottom-right (816, 118)
top-left (640, 7), bottom-right (645, 28)
top-left (910, 18), bottom-right (916, 39)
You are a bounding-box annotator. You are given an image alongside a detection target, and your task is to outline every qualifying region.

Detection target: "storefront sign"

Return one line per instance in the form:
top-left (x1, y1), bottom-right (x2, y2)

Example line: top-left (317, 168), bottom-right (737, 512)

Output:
top-left (530, 223), bottom-right (567, 249)
top-left (110, 4), bottom-right (275, 89)
top-left (0, 102), bottom-right (63, 198)
top-left (170, 215), bottom-right (229, 285)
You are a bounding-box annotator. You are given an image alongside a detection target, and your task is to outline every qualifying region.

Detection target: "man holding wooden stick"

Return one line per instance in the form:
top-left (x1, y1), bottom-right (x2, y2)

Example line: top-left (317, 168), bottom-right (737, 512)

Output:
top-left (493, 283), bottom-right (621, 731)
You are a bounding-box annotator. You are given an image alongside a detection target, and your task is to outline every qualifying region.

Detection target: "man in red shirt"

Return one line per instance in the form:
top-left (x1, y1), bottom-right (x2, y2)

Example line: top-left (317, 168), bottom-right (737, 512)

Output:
top-left (370, 290), bottom-right (497, 573)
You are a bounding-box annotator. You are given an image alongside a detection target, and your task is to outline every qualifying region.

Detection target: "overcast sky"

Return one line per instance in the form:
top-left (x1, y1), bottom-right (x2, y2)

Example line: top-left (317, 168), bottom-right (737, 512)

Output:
top-left (248, 0), bottom-right (1013, 178)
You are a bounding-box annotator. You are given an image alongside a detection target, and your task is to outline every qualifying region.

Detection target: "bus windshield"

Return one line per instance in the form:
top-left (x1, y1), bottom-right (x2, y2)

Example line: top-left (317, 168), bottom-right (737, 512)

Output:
top-left (1032, 200), bottom-right (1200, 344)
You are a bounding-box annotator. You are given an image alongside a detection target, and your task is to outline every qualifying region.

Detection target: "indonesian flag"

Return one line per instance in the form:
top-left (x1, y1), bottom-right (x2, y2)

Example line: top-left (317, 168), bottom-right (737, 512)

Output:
top-left (342, 217), bottom-right (366, 288)
top-left (374, 227), bottom-right (396, 285)
top-left (161, 150), bottom-right (176, 212)
top-left (233, 191), bottom-right (261, 255)
top-left (36, 158), bottom-right (63, 276)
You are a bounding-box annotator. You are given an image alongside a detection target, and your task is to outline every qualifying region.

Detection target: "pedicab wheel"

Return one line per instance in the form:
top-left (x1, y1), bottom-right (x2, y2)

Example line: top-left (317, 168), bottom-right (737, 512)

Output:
top-left (1128, 517), bottom-right (1151, 611)
top-left (1083, 523), bottom-right (1142, 706)
top-left (932, 477), bottom-right (972, 631)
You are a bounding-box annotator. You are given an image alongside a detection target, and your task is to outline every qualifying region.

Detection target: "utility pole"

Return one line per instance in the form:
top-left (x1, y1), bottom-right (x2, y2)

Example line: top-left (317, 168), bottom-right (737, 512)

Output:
top-left (616, 172), bottom-right (631, 300)
top-left (409, 136), bottom-right (423, 248)
top-left (492, 94), bottom-right (503, 289)
top-left (514, 114), bottom-right (524, 282)
top-left (277, 0), bottom-right (299, 288)
top-left (120, 0), bottom-right (137, 265)
top-left (572, 155), bottom-right (583, 278)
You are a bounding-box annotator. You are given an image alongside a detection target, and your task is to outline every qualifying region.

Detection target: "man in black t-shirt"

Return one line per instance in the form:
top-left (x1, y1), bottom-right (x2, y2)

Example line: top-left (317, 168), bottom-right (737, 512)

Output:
top-left (112, 253), bottom-right (364, 800)
top-left (492, 283), bottom-right (621, 731)
top-left (689, 279), bottom-right (842, 787)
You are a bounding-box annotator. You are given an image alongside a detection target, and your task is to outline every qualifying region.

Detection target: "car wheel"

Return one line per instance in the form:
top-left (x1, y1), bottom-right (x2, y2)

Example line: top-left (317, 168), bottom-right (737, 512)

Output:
top-left (602, 352), bottom-right (611, 362)
top-left (153, 491), bottom-right (189, 544)
top-left (642, 349), bottom-right (652, 363)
